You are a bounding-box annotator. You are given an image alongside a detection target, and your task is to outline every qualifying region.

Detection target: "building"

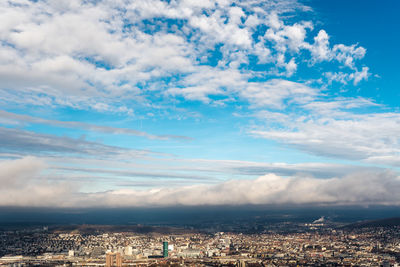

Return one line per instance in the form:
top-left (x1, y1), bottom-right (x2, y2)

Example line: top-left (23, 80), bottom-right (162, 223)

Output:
top-left (124, 246), bottom-right (132, 256)
top-left (163, 241), bottom-right (168, 258)
top-left (106, 252), bottom-right (122, 267)
top-left (238, 259), bottom-right (246, 267)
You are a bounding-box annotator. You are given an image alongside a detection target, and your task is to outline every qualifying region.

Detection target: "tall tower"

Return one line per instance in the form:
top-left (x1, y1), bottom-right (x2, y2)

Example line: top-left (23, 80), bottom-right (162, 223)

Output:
top-left (106, 253), bottom-right (113, 267)
top-left (106, 252), bottom-right (122, 267)
top-left (116, 253), bottom-right (122, 267)
top-left (163, 241), bottom-right (168, 258)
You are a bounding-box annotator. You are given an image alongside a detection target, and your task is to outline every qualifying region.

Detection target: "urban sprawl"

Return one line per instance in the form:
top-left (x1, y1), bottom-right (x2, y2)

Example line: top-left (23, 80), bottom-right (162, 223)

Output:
top-left (1, 222), bottom-right (400, 266)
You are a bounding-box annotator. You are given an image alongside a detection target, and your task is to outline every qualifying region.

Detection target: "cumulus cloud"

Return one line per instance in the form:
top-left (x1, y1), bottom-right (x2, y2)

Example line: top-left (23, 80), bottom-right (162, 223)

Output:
top-left (1, 157), bottom-right (399, 207)
top-left (351, 66), bottom-right (370, 85)
top-left (308, 30), bottom-right (366, 67)
top-left (0, 0), bottom-right (369, 110)
top-left (264, 15), bottom-right (312, 53)
top-left (309, 30), bottom-right (331, 62)
top-left (333, 44), bottom-right (366, 69)
top-left (169, 71), bottom-right (317, 109)
top-left (325, 67), bottom-right (370, 85)
top-left (240, 79), bottom-right (317, 108)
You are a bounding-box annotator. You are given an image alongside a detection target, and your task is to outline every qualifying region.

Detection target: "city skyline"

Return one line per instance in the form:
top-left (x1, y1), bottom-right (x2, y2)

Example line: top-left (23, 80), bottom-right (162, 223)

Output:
top-left (1, 0), bottom-right (400, 207)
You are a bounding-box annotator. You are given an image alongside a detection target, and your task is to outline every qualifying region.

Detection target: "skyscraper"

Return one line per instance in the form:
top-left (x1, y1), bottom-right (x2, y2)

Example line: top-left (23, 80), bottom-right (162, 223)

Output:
top-left (163, 241), bottom-right (168, 258)
top-left (106, 252), bottom-right (122, 267)
top-left (238, 259), bottom-right (246, 267)
top-left (116, 253), bottom-right (122, 266)
top-left (105, 253), bottom-right (112, 267)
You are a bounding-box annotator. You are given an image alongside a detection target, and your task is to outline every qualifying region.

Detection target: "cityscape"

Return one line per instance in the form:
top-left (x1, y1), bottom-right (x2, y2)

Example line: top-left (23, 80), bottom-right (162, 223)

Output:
top-left (1, 217), bottom-right (400, 266)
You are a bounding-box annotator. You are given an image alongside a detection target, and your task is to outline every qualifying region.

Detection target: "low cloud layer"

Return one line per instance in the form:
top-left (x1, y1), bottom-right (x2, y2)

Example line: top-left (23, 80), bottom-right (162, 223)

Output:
top-left (1, 157), bottom-right (399, 207)
top-left (85, 171), bottom-right (400, 207)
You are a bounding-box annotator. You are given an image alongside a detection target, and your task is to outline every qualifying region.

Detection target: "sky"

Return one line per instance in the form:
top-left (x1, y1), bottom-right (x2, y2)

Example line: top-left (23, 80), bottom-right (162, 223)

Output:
top-left (1, 0), bottom-right (400, 208)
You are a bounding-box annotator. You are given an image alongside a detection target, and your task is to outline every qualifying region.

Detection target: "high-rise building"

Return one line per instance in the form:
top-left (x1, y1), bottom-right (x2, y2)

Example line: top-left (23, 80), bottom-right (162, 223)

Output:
top-left (163, 241), bottom-right (168, 258)
top-left (238, 259), bottom-right (246, 267)
top-left (106, 253), bottom-right (113, 267)
top-left (106, 252), bottom-right (122, 267)
top-left (116, 253), bottom-right (122, 266)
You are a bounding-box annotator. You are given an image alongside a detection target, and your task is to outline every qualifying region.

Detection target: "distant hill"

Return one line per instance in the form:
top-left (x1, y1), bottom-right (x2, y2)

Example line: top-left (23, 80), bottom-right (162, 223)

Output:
top-left (344, 217), bottom-right (400, 229)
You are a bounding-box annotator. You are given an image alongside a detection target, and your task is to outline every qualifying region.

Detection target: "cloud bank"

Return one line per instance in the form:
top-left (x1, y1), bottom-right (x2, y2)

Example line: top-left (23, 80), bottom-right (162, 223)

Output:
top-left (1, 157), bottom-right (399, 207)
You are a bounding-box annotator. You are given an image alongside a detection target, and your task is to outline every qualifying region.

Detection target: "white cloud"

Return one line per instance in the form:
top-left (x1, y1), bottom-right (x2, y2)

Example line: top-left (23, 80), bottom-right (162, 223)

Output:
top-left (324, 68), bottom-right (370, 85)
top-left (333, 44), bottom-right (366, 69)
top-left (251, 107), bottom-right (400, 165)
top-left (284, 57), bottom-right (297, 76)
top-left (241, 79), bottom-right (317, 108)
top-left (0, 157), bottom-right (76, 207)
top-left (309, 30), bottom-right (331, 62)
top-left (351, 66), bottom-right (370, 85)
top-left (0, 0), bottom-right (371, 110)
top-left (84, 170), bottom-right (400, 206)
top-left (167, 67), bottom-right (246, 103)
top-left (1, 157), bottom-right (399, 207)
top-left (265, 19), bottom-right (312, 53)
top-left (0, 156), bottom-right (45, 188)
top-left (307, 30), bottom-right (366, 69)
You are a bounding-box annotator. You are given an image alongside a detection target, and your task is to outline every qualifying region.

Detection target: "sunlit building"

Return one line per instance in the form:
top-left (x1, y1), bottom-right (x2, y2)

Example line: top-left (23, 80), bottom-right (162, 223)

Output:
top-left (106, 252), bottom-right (122, 267)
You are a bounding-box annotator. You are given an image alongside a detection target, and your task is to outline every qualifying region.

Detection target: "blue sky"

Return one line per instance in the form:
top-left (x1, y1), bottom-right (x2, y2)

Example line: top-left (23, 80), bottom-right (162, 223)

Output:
top-left (0, 0), bottom-right (399, 207)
